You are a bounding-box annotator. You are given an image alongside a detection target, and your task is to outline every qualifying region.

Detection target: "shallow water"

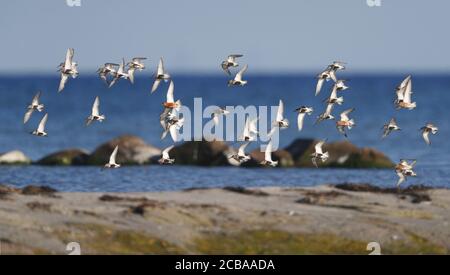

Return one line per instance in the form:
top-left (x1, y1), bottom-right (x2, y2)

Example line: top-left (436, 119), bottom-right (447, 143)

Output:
top-left (0, 74), bottom-right (449, 191)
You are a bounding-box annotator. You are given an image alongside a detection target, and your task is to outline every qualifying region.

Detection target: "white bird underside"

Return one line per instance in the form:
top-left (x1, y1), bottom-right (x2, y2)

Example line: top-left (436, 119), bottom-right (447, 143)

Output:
top-left (109, 145), bottom-right (119, 165)
top-left (234, 64), bottom-right (248, 82)
top-left (37, 113), bottom-right (48, 132)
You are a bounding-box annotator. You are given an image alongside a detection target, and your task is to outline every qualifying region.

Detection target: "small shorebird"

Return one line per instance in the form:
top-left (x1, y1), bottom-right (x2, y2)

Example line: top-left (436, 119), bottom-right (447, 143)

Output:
top-left (310, 140), bottom-right (329, 168)
top-left (228, 64), bottom-right (248, 87)
top-left (241, 116), bottom-right (258, 141)
top-left (159, 145), bottom-right (175, 164)
top-left (315, 69), bottom-right (333, 96)
top-left (395, 159), bottom-right (417, 186)
top-left (58, 48), bottom-right (78, 92)
top-left (109, 58), bottom-right (129, 88)
top-left (24, 91), bottom-right (44, 124)
top-left (420, 123), bottom-right (438, 145)
top-left (97, 63), bottom-right (119, 85)
top-left (260, 140), bottom-right (278, 167)
top-left (273, 100), bottom-right (289, 129)
top-left (324, 84), bottom-right (344, 105)
top-left (163, 80), bottom-right (181, 110)
top-left (86, 96), bottom-right (105, 126)
top-left (104, 145), bottom-right (121, 169)
top-left (394, 75), bottom-right (411, 103)
top-left (336, 108), bottom-right (355, 138)
top-left (326, 61), bottom-right (346, 82)
top-left (161, 111), bottom-right (184, 142)
top-left (31, 113), bottom-right (48, 137)
top-left (315, 102), bottom-right (335, 124)
top-left (382, 118), bottom-right (400, 138)
top-left (294, 106), bottom-right (313, 131)
top-left (151, 57), bottom-right (171, 93)
top-left (334, 79), bottom-right (349, 91)
top-left (212, 107), bottom-right (230, 126)
top-left (127, 57), bottom-right (147, 84)
top-left (221, 54), bottom-right (243, 76)
top-left (229, 142), bottom-right (251, 164)
top-left (395, 76), bottom-right (416, 110)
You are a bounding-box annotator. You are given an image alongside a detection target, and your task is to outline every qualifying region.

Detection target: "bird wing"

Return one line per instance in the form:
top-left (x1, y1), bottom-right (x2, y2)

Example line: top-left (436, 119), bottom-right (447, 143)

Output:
top-left (221, 63), bottom-right (231, 76)
top-left (340, 108), bottom-right (354, 121)
top-left (238, 142), bottom-right (249, 157)
top-left (315, 140), bottom-right (325, 154)
top-left (23, 109), bottom-right (33, 124)
top-left (315, 78), bottom-right (324, 96)
top-left (242, 117), bottom-right (250, 139)
top-left (390, 117), bottom-right (397, 126)
top-left (162, 145), bottom-right (174, 159)
top-left (422, 130), bottom-right (431, 145)
top-left (64, 48), bottom-right (73, 71)
top-left (297, 113), bottom-right (306, 131)
top-left (157, 58), bottom-right (164, 75)
top-left (229, 54), bottom-right (243, 61)
top-left (166, 80), bottom-right (175, 103)
top-left (276, 100), bottom-right (284, 122)
top-left (235, 64), bottom-right (248, 82)
top-left (37, 113), bottom-right (48, 132)
top-left (249, 118), bottom-right (259, 134)
top-left (311, 157), bottom-right (318, 168)
top-left (169, 125), bottom-right (180, 142)
top-left (396, 170), bottom-right (406, 186)
top-left (58, 73), bottom-right (68, 92)
top-left (398, 75), bottom-right (411, 90)
top-left (92, 96), bottom-right (100, 116)
top-left (325, 102), bottom-right (335, 116)
top-left (403, 78), bottom-right (413, 103)
top-left (109, 145), bottom-right (119, 164)
top-left (329, 70), bottom-right (337, 82)
top-left (265, 141), bottom-right (273, 162)
top-left (213, 113), bottom-right (220, 126)
top-left (151, 79), bottom-right (161, 93)
top-left (127, 68), bottom-right (135, 84)
top-left (32, 91), bottom-right (41, 105)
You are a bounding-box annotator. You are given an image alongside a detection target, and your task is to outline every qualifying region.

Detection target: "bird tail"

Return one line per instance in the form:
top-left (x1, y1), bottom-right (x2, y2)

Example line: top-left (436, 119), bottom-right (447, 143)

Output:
top-left (347, 119), bottom-right (355, 129)
top-left (336, 97), bottom-right (344, 105)
top-left (37, 104), bottom-right (44, 112)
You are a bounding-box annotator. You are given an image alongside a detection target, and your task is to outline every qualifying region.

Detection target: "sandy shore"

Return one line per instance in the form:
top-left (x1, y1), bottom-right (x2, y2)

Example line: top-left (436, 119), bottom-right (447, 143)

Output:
top-left (0, 184), bottom-right (449, 254)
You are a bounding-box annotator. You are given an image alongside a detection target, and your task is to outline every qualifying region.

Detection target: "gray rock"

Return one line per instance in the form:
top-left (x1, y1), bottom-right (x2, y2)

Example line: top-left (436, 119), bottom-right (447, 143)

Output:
top-left (0, 150), bottom-right (31, 165)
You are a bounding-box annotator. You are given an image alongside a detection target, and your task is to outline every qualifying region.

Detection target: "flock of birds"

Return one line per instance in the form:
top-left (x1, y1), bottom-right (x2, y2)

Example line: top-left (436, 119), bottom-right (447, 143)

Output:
top-left (21, 50), bottom-right (439, 186)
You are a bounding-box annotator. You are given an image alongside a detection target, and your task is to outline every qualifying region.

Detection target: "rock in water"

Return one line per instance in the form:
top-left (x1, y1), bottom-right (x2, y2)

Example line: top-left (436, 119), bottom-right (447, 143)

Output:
top-left (169, 140), bottom-right (232, 166)
top-left (37, 149), bottom-right (89, 165)
top-left (243, 149), bottom-right (294, 168)
top-left (87, 135), bottom-right (161, 165)
top-left (286, 139), bottom-right (394, 168)
top-left (0, 150), bottom-right (31, 165)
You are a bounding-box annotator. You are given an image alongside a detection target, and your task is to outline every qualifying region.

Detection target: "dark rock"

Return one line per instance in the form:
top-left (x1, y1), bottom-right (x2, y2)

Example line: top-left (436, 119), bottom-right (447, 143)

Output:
top-left (286, 139), bottom-right (394, 168)
top-left (87, 135), bottom-right (161, 165)
top-left (36, 149), bottom-right (89, 166)
top-left (21, 185), bottom-right (57, 196)
top-left (222, 186), bottom-right (269, 196)
top-left (169, 140), bottom-right (232, 166)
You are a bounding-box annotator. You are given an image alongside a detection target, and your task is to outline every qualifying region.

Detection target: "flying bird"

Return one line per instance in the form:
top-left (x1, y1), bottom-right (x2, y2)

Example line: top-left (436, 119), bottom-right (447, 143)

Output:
top-left (58, 48), bottom-right (78, 92)
top-left (151, 57), bottom-right (171, 93)
top-left (104, 145), bottom-right (121, 168)
top-left (273, 100), bottom-right (289, 128)
top-left (86, 96), bottom-right (105, 126)
top-left (24, 91), bottom-right (44, 124)
top-left (260, 140), bottom-right (278, 167)
top-left (336, 108), bottom-right (355, 138)
top-left (310, 140), bottom-right (329, 168)
top-left (316, 102), bottom-right (335, 124)
top-left (395, 159), bottom-right (417, 186)
top-left (161, 109), bottom-right (184, 142)
top-left (315, 69), bottom-right (333, 96)
top-left (395, 76), bottom-right (416, 110)
top-left (109, 58), bottom-right (129, 88)
top-left (324, 84), bottom-right (344, 105)
top-left (382, 118), bottom-right (400, 138)
top-left (163, 80), bottom-right (181, 110)
top-left (127, 57), bottom-right (147, 84)
top-left (31, 113), bottom-right (48, 137)
top-left (334, 79), bottom-right (349, 91)
top-left (221, 54), bottom-right (243, 76)
top-left (294, 106), bottom-right (313, 131)
top-left (420, 123), bottom-right (438, 145)
top-left (241, 116), bottom-right (258, 141)
top-left (158, 145), bottom-right (175, 164)
top-left (229, 142), bottom-right (251, 164)
top-left (212, 107), bottom-right (230, 126)
top-left (228, 64), bottom-right (248, 87)
top-left (97, 63), bottom-right (119, 85)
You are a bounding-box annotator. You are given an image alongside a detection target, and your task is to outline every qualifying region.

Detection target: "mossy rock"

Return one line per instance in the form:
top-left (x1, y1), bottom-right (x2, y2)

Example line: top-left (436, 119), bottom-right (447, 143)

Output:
top-left (37, 149), bottom-right (89, 166)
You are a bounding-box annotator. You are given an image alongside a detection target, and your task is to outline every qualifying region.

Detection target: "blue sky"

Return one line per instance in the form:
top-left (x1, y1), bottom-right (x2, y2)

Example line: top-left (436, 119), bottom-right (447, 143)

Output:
top-left (1, 0), bottom-right (449, 73)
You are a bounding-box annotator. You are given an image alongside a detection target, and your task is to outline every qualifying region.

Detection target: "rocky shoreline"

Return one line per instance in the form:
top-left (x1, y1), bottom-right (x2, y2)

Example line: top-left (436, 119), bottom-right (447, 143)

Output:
top-left (0, 135), bottom-right (394, 168)
top-left (0, 183), bottom-right (449, 254)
